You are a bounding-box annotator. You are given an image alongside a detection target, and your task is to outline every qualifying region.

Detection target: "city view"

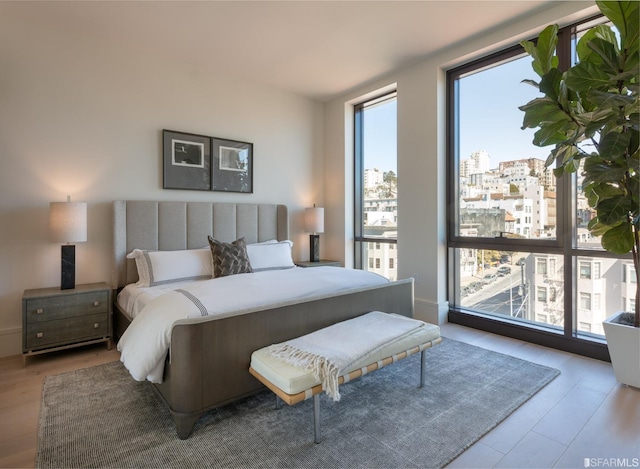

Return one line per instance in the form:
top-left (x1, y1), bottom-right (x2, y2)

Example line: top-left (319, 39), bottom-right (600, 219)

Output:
top-left (358, 95), bottom-right (398, 282)
top-left (361, 146), bottom-right (636, 336)
top-left (361, 167), bottom-right (398, 281)
top-left (456, 151), bottom-right (636, 335)
top-left (356, 78), bottom-right (634, 338)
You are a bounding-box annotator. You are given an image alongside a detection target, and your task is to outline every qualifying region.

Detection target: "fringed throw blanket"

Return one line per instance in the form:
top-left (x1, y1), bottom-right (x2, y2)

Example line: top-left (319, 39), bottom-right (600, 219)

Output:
top-left (266, 311), bottom-right (426, 401)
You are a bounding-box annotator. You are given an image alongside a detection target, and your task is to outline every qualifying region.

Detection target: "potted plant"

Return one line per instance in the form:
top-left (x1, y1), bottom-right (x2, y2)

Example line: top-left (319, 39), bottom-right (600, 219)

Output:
top-left (519, 1), bottom-right (639, 386)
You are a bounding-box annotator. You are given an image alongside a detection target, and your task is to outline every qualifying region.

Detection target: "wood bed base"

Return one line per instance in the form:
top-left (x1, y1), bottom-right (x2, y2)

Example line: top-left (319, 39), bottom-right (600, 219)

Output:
top-left (113, 278), bottom-right (414, 439)
top-left (112, 200), bottom-right (415, 439)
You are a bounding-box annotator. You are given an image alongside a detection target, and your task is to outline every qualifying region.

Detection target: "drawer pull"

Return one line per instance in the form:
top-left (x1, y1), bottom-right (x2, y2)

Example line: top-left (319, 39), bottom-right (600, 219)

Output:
top-left (93, 301), bottom-right (100, 307)
top-left (36, 332), bottom-right (44, 338)
top-left (93, 323), bottom-right (100, 329)
top-left (36, 308), bottom-right (44, 314)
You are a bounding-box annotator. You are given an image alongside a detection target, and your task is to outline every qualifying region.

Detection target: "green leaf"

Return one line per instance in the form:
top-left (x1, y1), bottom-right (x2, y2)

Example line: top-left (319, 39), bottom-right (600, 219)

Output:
top-left (558, 79), bottom-right (570, 111)
top-left (521, 78), bottom-right (539, 89)
top-left (536, 24), bottom-right (559, 75)
top-left (533, 120), bottom-right (576, 147)
top-left (577, 27), bottom-right (619, 70)
top-left (565, 158), bottom-right (580, 174)
top-left (593, 24), bottom-right (620, 49)
top-left (599, 131), bottom-right (632, 159)
top-left (565, 62), bottom-right (615, 92)
top-left (588, 218), bottom-right (613, 236)
top-left (597, 1), bottom-right (640, 54)
top-left (539, 68), bottom-right (562, 101)
top-left (623, 47), bottom-right (640, 74)
top-left (573, 108), bottom-right (617, 126)
top-left (545, 150), bottom-right (556, 168)
top-left (583, 182), bottom-right (600, 207)
top-left (553, 166), bottom-right (565, 178)
top-left (585, 181), bottom-right (629, 210)
top-left (629, 128), bottom-right (640, 156)
top-left (586, 90), bottom-right (636, 110)
top-left (601, 222), bottom-right (634, 253)
top-left (520, 26), bottom-right (559, 77)
top-left (562, 145), bottom-right (581, 163)
top-left (596, 196), bottom-right (635, 225)
top-left (609, 71), bottom-right (638, 83)
top-left (547, 146), bottom-right (563, 168)
top-left (519, 97), bottom-right (571, 129)
top-left (521, 40), bottom-right (541, 75)
top-left (583, 165), bottom-right (628, 185)
top-left (587, 37), bottom-right (621, 75)
top-left (583, 156), bottom-right (629, 185)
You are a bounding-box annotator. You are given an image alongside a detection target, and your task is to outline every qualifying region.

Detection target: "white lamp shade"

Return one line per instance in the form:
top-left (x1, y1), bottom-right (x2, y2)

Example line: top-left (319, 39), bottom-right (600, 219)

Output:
top-left (305, 207), bottom-right (324, 233)
top-left (50, 201), bottom-right (87, 243)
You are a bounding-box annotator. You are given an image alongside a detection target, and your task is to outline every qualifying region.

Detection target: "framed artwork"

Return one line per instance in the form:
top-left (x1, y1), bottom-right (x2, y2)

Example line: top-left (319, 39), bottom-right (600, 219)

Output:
top-left (211, 137), bottom-right (253, 193)
top-left (162, 130), bottom-right (212, 190)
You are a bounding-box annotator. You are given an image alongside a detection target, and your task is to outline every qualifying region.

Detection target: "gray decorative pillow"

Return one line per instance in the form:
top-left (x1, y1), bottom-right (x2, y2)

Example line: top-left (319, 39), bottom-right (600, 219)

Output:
top-left (208, 236), bottom-right (254, 278)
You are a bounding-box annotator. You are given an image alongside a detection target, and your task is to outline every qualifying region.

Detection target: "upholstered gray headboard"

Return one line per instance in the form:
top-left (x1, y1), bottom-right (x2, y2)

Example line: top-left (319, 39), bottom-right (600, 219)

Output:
top-left (112, 201), bottom-right (289, 288)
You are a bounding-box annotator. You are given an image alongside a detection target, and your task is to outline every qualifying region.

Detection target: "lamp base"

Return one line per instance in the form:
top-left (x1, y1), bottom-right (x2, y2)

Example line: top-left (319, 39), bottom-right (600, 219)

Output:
top-left (61, 244), bottom-right (76, 290)
top-left (309, 234), bottom-right (320, 263)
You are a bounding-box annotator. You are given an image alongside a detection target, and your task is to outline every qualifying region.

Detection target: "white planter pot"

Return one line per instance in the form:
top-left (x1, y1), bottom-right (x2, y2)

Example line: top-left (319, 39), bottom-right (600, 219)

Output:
top-left (603, 312), bottom-right (640, 389)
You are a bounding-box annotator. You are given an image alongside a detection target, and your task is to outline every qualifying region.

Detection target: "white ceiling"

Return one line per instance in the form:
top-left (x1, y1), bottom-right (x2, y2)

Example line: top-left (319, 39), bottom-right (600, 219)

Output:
top-left (22, 0), bottom-right (561, 102)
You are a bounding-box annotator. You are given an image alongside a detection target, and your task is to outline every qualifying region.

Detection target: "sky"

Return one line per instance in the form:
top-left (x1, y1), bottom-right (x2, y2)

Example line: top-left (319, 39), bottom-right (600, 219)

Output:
top-left (361, 54), bottom-right (550, 174)
top-left (362, 99), bottom-right (397, 174)
top-left (458, 54), bottom-right (550, 166)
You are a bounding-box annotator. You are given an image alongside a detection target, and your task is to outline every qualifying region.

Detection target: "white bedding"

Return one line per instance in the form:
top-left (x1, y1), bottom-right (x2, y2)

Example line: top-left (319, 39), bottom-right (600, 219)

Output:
top-left (117, 266), bottom-right (389, 383)
top-left (117, 280), bottom-right (199, 319)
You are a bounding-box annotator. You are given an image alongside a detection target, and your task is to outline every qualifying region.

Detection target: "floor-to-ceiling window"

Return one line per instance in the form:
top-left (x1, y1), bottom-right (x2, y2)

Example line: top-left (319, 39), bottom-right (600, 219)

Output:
top-left (354, 92), bottom-right (398, 280)
top-left (447, 14), bottom-right (630, 360)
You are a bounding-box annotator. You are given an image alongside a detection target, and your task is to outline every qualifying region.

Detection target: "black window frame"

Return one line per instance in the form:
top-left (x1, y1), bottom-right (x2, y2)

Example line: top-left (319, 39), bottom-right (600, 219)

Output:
top-left (445, 13), bottom-right (624, 362)
top-left (354, 91), bottom-right (398, 270)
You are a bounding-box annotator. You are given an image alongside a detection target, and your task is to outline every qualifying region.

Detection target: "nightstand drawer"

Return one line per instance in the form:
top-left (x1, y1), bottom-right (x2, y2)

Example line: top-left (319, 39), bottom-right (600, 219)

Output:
top-left (25, 313), bottom-right (109, 350)
top-left (25, 291), bottom-right (108, 323)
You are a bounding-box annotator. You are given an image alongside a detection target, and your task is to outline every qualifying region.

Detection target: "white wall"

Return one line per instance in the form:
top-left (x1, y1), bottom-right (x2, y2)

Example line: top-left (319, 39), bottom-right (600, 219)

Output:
top-left (0, 3), bottom-right (324, 357)
top-left (323, 1), bottom-right (596, 325)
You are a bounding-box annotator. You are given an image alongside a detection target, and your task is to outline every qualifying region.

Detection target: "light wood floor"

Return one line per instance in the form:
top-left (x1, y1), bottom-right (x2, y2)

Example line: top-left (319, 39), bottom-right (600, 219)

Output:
top-left (0, 324), bottom-right (638, 469)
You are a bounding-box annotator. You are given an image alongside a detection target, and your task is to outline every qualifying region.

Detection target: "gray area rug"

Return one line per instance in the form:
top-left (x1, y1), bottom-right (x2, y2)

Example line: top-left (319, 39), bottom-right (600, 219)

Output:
top-left (37, 339), bottom-right (559, 468)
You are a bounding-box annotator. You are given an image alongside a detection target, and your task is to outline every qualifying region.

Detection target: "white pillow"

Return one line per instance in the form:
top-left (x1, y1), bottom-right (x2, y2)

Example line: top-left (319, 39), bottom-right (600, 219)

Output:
top-left (249, 239), bottom-right (278, 246)
top-left (126, 248), bottom-right (212, 287)
top-left (246, 240), bottom-right (295, 272)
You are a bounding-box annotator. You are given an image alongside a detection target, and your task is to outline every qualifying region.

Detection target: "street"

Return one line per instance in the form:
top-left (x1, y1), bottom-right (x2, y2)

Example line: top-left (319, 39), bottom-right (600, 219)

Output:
top-left (462, 271), bottom-right (527, 318)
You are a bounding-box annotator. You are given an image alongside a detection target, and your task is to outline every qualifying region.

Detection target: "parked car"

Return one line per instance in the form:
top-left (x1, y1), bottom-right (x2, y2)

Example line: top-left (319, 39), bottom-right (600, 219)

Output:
top-left (483, 274), bottom-right (497, 283)
top-left (497, 266), bottom-right (511, 276)
top-left (515, 257), bottom-right (526, 266)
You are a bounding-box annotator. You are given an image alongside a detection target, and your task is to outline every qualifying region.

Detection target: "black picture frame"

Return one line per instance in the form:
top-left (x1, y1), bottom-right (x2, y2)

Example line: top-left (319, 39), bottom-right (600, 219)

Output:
top-left (162, 130), bottom-right (212, 191)
top-left (211, 137), bottom-right (253, 193)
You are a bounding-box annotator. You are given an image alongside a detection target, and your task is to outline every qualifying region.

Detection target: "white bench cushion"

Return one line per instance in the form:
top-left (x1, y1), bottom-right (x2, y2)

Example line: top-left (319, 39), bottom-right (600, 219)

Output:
top-left (251, 320), bottom-right (440, 395)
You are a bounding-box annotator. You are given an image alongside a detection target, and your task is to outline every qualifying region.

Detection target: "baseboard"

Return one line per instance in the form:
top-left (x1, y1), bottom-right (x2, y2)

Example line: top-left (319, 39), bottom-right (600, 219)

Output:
top-left (414, 298), bottom-right (449, 325)
top-left (0, 327), bottom-right (21, 358)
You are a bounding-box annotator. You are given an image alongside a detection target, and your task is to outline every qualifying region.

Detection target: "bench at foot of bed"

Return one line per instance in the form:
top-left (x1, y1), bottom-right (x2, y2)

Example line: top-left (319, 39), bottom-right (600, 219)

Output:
top-left (249, 313), bottom-right (442, 443)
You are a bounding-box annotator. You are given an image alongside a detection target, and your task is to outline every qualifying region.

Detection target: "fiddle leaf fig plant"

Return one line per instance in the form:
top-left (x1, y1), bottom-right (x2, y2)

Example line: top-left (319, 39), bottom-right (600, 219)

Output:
top-left (519, 0), bottom-right (639, 327)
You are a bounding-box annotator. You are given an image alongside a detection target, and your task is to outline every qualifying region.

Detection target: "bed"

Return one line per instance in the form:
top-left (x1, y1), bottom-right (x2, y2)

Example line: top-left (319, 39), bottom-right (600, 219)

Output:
top-left (112, 200), bottom-right (415, 439)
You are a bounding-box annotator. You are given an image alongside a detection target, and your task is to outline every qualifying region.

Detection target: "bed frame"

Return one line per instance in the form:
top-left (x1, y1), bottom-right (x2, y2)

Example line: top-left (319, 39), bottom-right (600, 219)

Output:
top-left (112, 200), bottom-right (414, 439)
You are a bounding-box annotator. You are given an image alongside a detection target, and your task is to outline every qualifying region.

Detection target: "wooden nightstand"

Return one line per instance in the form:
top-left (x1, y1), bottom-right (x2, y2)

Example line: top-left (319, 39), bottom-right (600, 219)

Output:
top-left (296, 260), bottom-right (342, 268)
top-left (22, 282), bottom-right (112, 364)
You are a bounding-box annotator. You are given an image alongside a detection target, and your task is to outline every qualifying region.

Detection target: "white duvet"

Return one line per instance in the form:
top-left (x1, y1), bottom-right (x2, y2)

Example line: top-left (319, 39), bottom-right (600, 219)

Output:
top-left (117, 267), bottom-right (389, 383)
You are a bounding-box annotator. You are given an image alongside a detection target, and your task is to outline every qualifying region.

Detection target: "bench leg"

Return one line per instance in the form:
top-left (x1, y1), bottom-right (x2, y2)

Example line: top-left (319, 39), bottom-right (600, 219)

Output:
top-left (275, 395), bottom-right (282, 410)
top-left (420, 350), bottom-right (426, 388)
top-left (313, 393), bottom-right (321, 444)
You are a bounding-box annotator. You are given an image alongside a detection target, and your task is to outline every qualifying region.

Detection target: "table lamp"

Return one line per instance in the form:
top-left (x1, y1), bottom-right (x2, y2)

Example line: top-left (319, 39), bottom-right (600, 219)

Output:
top-left (304, 205), bottom-right (324, 262)
top-left (50, 196), bottom-right (87, 290)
